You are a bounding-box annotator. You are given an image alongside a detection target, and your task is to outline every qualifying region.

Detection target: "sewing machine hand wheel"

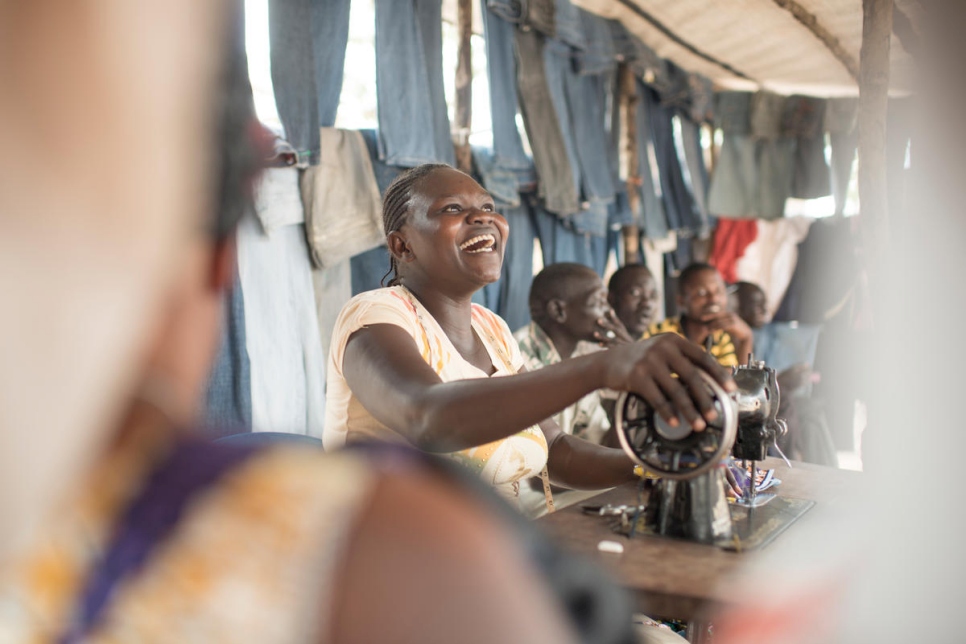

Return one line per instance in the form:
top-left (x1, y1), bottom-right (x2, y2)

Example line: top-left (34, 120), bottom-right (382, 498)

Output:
top-left (615, 371), bottom-right (737, 480)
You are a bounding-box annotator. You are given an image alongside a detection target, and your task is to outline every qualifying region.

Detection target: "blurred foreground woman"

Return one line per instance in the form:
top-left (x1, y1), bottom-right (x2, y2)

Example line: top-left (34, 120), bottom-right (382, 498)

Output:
top-left (0, 3), bottom-right (600, 642)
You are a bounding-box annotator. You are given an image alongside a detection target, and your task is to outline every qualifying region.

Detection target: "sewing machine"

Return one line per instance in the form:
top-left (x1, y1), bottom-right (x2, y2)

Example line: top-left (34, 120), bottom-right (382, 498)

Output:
top-left (612, 357), bottom-right (814, 550)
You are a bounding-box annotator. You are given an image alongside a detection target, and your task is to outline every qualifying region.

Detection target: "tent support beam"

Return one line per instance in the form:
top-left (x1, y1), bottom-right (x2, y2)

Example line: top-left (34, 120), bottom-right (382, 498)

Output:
top-left (771, 0), bottom-right (860, 81)
top-left (454, 0), bottom-right (473, 172)
top-left (619, 63), bottom-right (641, 264)
top-left (859, 0), bottom-right (893, 254)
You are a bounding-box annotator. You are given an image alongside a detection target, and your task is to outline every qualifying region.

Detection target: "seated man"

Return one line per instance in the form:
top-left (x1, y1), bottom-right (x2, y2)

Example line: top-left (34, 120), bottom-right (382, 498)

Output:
top-left (608, 264), bottom-right (660, 340)
top-left (645, 263), bottom-right (752, 366)
top-left (515, 263), bottom-right (630, 445)
top-left (731, 281), bottom-right (769, 330)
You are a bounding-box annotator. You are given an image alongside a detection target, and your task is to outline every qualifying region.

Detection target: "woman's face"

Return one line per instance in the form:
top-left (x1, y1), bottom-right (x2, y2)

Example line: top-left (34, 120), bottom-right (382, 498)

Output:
top-left (396, 167), bottom-right (509, 290)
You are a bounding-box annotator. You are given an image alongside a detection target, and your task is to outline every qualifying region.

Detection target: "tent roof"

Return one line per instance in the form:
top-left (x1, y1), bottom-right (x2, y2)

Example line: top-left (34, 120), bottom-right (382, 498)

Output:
top-left (575, 0), bottom-right (917, 96)
top-left (438, 0), bottom-right (918, 97)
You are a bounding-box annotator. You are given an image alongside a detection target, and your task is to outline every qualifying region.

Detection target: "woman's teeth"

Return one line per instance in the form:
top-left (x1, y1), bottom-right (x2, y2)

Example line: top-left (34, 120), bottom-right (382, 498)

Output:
top-left (460, 234), bottom-right (496, 253)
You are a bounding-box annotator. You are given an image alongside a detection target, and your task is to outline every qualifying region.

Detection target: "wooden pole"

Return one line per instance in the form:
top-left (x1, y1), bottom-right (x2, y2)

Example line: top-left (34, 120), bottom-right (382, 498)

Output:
top-left (858, 0), bottom-right (893, 258)
top-left (618, 63), bottom-right (641, 264)
top-left (454, 0), bottom-right (473, 173)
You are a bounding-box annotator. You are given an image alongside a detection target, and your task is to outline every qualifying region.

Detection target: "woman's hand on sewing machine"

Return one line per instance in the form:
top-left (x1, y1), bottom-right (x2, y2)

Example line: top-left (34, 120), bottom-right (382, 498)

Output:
top-left (600, 333), bottom-right (736, 431)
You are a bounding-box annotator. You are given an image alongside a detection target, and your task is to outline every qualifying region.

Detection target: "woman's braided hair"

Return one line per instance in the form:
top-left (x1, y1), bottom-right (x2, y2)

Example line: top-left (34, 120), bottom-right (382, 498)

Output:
top-left (380, 163), bottom-right (451, 286)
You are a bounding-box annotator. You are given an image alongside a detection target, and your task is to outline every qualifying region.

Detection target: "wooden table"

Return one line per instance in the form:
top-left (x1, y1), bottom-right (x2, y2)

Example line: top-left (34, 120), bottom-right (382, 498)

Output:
top-left (537, 458), bottom-right (861, 623)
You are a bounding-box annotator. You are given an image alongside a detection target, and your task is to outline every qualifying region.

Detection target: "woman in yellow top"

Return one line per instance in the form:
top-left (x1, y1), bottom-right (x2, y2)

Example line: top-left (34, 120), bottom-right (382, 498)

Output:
top-left (324, 164), bottom-right (735, 515)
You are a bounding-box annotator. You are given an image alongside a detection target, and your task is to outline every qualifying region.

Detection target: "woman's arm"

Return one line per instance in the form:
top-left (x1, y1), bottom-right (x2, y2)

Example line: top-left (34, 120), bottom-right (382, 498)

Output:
top-left (343, 324), bottom-right (734, 453)
top-left (539, 418), bottom-right (638, 490)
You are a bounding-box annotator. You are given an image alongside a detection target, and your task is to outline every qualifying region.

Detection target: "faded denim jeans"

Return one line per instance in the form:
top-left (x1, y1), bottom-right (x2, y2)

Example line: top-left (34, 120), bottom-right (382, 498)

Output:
top-left (634, 79), bottom-right (668, 239)
top-left (553, 0), bottom-right (585, 50)
top-left (782, 96), bottom-right (830, 199)
top-left (515, 28), bottom-right (580, 215)
top-left (375, 0), bottom-right (455, 167)
top-left (643, 85), bottom-right (702, 234)
top-left (204, 267), bottom-right (252, 434)
top-left (575, 8), bottom-right (617, 75)
top-left (483, 3), bottom-right (532, 172)
top-left (269, 0), bottom-right (351, 165)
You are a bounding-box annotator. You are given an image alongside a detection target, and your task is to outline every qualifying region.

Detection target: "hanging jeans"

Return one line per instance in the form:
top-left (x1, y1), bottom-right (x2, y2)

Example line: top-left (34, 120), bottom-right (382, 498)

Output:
top-left (644, 86), bottom-right (702, 235)
top-left (782, 96), bottom-right (831, 199)
top-left (634, 80), bottom-right (669, 239)
top-left (483, 4), bottom-right (532, 172)
top-left (204, 267), bottom-right (253, 435)
top-left (375, 0), bottom-right (455, 167)
top-left (515, 28), bottom-right (580, 216)
top-left (487, 199), bottom-right (538, 330)
top-left (826, 98), bottom-right (858, 216)
top-left (575, 7), bottom-right (617, 75)
top-left (541, 40), bottom-right (582, 204)
top-left (350, 130), bottom-right (404, 296)
top-left (708, 133), bottom-right (758, 218)
top-left (268, 0), bottom-right (351, 165)
top-left (533, 203), bottom-right (607, 275)
top-left (678, 117), bottom-right (712, 234)
top-left (757, 138), bottom-right (796, 219)
top-left (553, 0), bottom-right (586, 50)
top-left (564, 69), bottom-right (618, 205)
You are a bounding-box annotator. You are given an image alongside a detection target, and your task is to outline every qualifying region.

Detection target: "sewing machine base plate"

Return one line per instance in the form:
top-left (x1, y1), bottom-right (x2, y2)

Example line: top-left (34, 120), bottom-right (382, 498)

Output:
top-left (619, 496), bottom-right (814, 552)
top-left (733, 492), bottom-right (777, 508)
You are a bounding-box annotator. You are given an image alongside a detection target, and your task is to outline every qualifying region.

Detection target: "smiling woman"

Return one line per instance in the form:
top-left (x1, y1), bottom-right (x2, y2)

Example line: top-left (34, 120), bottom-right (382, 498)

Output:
top-left (324, 163), bottom-right (737, 517)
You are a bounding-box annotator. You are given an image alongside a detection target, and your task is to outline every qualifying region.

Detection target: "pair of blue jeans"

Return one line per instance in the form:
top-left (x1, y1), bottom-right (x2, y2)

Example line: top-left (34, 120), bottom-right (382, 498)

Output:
top-left (483, 3), bottom-right (532, 173)
top-left (643, 87), bottom-right (702, 235)
top-left (634, 80), bottom-right (668, 239)
top-left (533, 203), bottom-right (608, 276)
top-left (268, 0), bottom-right (351, 165)
top-left (553, 0), bottom-right (585, 50)
top-left (541, 39), bottom-right (616, 231)
top-left (565, 69), bottom-right (618, 204)
top-left (204, 268), bottom-right (252, 434)
top-left (350, 129), bottom-right (405, 295)
top-left (575, 8), bottom-right (617, 75)
top-left (515, 28), bottom-right (580, 215)
top-left (375, 0), bottom-right (455, 167)
top-left (472, 199), bottom-right (537, 330)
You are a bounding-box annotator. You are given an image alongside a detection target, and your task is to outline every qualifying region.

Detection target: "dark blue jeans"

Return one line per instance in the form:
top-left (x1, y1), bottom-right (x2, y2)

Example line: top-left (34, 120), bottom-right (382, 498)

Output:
top-left (375, 0), bottom-right (455, 167)
top-left (268, 0), bottom-right (351, 165)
